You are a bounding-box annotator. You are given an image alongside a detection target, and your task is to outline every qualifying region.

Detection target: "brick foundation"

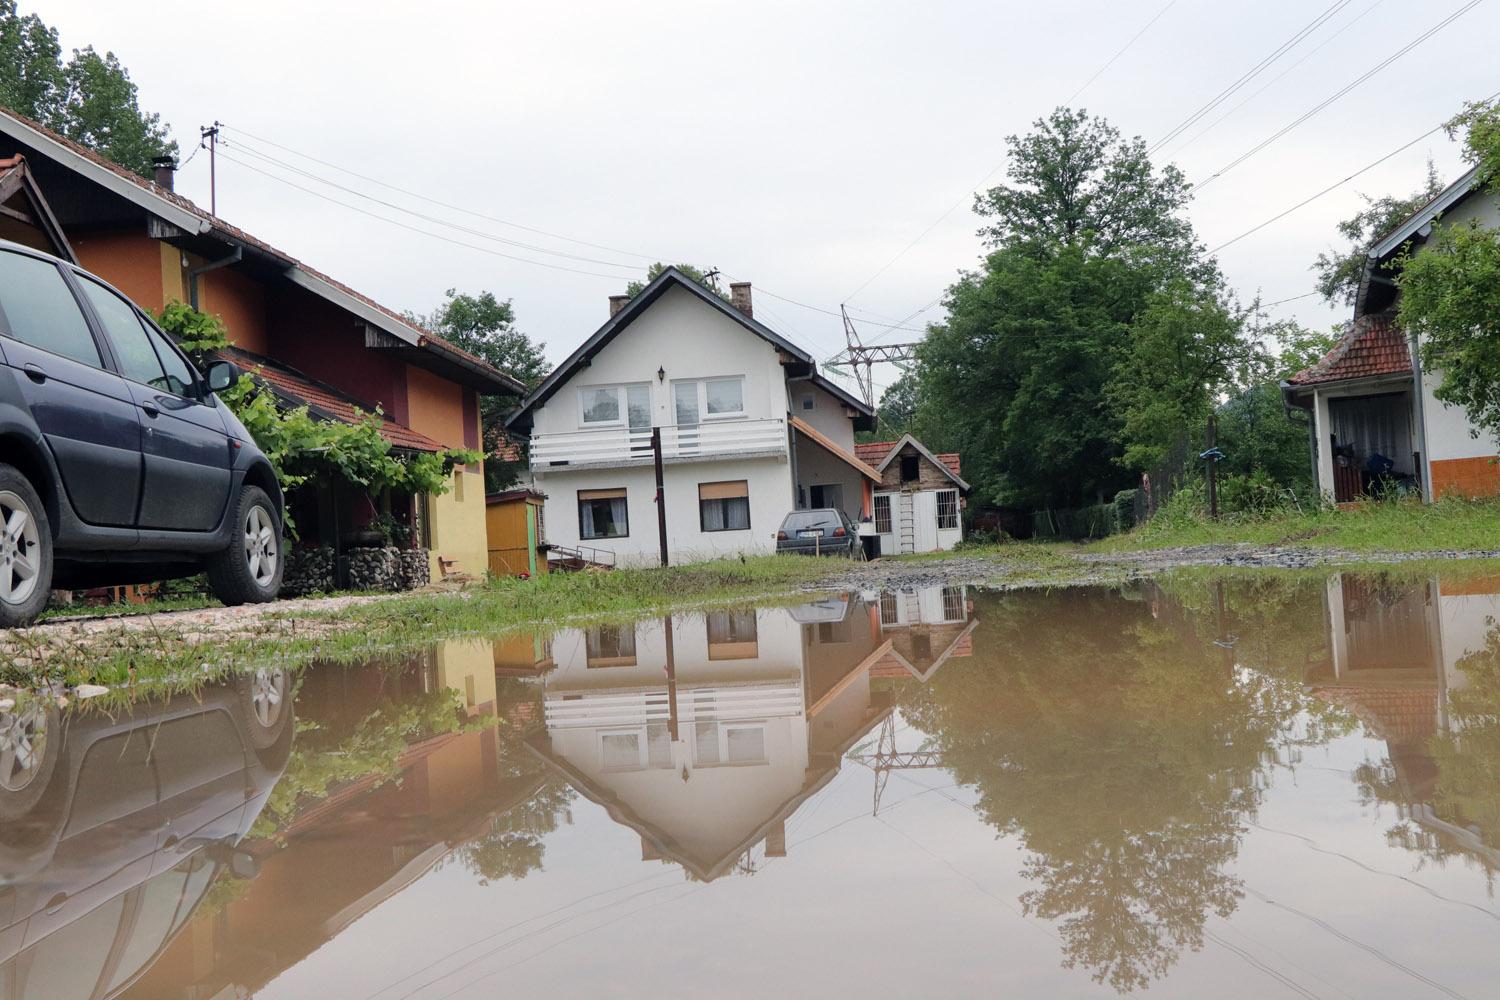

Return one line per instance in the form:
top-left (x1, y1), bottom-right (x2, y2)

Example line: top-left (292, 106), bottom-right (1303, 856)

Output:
top-left (1428, 456), bottom-right (1500, 499)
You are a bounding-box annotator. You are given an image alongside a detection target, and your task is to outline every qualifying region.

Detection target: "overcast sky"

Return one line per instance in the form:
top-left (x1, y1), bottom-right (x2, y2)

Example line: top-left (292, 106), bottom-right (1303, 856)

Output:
top-left (31, 0), bottom-right (1500, 398)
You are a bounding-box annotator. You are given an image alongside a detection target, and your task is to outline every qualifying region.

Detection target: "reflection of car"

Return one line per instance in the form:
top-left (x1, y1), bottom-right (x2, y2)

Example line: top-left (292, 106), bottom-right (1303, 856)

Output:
top-left (775, 508), bottom-right (859, 557)
top-left (0, 668), bottom-right (293, 998)
top-left (0, 239), bottom-right (285, 627)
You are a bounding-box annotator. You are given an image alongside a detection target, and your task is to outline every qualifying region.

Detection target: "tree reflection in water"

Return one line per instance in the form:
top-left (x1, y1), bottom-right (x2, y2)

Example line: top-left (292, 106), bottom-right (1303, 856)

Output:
top-left (894, 578), bottom-right (1340, 992)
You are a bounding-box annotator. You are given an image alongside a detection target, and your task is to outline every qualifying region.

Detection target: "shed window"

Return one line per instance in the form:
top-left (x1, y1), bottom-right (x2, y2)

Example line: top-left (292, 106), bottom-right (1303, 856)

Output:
top-left (900, 455), bottom-right (920, 483)
top-left (699, 480), bottom-right (750, 532)
top-left (579, 488), bottom-right (628, 539)
top-left (937, 490), bottom-right (958, 529)
top-left (873, 494), bottom-right (892, 534)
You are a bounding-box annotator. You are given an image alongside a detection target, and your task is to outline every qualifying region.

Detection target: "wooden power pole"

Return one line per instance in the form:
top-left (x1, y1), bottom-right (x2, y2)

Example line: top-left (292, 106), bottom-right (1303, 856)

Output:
top-left (652, 427), bottom-right (669, 566)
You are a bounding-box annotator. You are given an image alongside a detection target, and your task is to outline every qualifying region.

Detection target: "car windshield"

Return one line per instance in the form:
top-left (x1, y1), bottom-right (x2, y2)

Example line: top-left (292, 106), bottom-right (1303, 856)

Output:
top-left (781, 510), bottom-right (841, 532)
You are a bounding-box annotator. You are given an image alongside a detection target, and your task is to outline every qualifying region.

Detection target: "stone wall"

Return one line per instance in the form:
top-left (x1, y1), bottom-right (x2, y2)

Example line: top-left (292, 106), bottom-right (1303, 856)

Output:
top-left (877, 444), bottom-right (957, 492)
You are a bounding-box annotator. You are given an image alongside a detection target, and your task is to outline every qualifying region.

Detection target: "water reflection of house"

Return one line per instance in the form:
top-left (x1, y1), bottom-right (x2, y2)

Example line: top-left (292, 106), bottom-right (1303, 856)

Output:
top-left (868, 585), bottom-right (976, 681)
top-left (122, 646), bottom-right (549, 1000)
top-left (1309, 574), bottom-right (1498, 867)
top-left (528, 598), bottom-right (893, 880)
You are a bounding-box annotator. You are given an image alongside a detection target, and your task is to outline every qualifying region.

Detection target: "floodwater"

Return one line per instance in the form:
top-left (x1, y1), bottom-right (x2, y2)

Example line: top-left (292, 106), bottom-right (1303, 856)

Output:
top-left (3, 574), bottom-right (1500, 998)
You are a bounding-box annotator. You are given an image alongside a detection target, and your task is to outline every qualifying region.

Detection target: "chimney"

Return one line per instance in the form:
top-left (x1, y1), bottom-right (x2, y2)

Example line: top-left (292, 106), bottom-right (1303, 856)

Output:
top-left (609, 294), bottom-right (630, 318)
top-left (151, 155), bottom-right (176, 191)
top-left (764, 819), bottom-right (786, 858)
top-left (730, 281), bottom-right (752, 318)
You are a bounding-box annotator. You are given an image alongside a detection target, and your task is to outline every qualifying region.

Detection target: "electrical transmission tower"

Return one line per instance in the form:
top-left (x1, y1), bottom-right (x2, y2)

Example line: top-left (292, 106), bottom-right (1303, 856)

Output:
top-left (848, 714), bottom-right (945, 815)
top-left (824, 306), bottom-right (922, 408)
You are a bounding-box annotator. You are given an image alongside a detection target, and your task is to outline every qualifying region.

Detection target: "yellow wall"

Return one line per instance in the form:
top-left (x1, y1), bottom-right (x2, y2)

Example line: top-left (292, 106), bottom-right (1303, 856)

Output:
top-left (426, 466), bottom-right (487, 579)
top-left (406, 365), bottom-right (468, 448)
top-left (435, 638), bottom-right (498, 715)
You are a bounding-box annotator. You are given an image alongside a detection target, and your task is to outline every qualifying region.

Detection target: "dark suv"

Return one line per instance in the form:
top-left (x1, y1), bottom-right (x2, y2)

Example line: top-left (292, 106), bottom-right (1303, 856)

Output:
top-left (0, 240), bottom-right (283, 626)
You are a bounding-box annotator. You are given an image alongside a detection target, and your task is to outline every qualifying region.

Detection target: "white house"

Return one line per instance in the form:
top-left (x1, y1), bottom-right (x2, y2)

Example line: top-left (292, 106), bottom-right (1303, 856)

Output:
top-left (525, 597), bottom-right (893, 879)
top-left (1283, 165), bottom-right (1500, 502)
top-left (855, 435), bottom-right (970, 553)
top-left (506, 268), bottom-right (879, 566)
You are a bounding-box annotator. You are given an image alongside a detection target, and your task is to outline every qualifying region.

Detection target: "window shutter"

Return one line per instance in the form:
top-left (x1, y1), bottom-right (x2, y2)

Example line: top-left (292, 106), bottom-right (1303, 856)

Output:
top-left (579, 488), bottom-right (627, 500)
top-left (699, 480), bottom-right (749, 500)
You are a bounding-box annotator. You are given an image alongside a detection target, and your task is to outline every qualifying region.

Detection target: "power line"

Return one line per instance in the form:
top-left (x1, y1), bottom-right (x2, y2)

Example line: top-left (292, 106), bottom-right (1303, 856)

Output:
top-left (222, 138), bottom-right (642, 270)
top-left (1196, 0), bottom-right (1487, 191)
top-left (1161, 0), bottom-right (1390, 158)
top-left (842, 0), bottom-right (1181, 305)
top-left (220, 124), bottom-right (666, 263)
top-left (1148, 0), bottom-right (1356, 154)
top-left (1066, 0), bottom-right (1179, 105)
top-left (1207, 87), bottom-right (1500, 254)
top-left (214, 150), bottom-right (637, 281)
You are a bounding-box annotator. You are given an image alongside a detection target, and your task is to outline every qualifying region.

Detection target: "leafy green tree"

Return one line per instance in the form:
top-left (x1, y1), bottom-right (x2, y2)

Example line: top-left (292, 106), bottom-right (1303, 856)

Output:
top-left (917, 108), bottom-right (1217, 508)
top-left (0, 3), bottom-right (175, 177)
top-left (0, 0), bottom-right (62, 122)
top-left (414, 289), bottom-right (547, 493)
top-left (1110, 279), bottom-right (1248, 470)
top-left (625, 262), bottom-right (727, 300)
top-left (869, 369), bottom-right (919, 441)
top-left (1313, 159), bottom-right (1445, 307)
top-left (1398, 100), bottom-right (1500, 442)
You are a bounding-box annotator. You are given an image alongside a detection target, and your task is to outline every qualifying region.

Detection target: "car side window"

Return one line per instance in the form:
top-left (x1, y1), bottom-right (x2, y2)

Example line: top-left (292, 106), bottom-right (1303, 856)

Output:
top-left (76, 276), bottom-right (170, 390)
top-left (0, 250), bottom-right (103, 368)
top-left (143, 322), bottom-right (197, 397)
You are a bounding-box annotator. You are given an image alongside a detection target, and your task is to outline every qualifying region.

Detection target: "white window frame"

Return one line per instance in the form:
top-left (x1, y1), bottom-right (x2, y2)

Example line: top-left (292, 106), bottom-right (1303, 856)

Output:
top-left (599, 724), bottom-right (672, 771)
top-left (936, 489), bottom-right (959, 530)
top-left (693, 720), bottom-right (769, 767)
top-left (671, 376), bottom-right (747, 424)
top-left (578, 383), bottom-right (651, 429)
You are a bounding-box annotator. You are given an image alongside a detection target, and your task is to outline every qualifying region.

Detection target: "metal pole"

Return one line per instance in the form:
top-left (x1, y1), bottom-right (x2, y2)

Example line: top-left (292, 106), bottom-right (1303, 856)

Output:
top-left (663, 614), bottom-right (679, 742)
top-left (652, 427), bottom-right (668, 567)
top-left (1207, 414), bottom-right (1219, 521)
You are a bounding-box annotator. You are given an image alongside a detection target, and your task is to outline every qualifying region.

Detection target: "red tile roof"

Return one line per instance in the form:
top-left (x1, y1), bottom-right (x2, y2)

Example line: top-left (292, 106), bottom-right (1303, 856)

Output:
top-left (1311, 685), bottom-right (1438, 746)
top-left (0, 108), bottom-right (521, 393)
top-left (221, 347), bottom-right (445, 453)
top-left (1287, 312), bottom-right (1411, 386)
top-left (855, 440), bottom-right (962, 477)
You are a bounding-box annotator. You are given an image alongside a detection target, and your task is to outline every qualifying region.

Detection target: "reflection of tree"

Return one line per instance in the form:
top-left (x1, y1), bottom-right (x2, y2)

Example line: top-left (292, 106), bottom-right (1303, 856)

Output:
top-left (897, 581), bottom-right (1333, 992)
top-left (1356, 622), bottom-right (1500, 877)
top-left (251, 687), bottom-right (471, 841)
top-left (452, 675), bottom-right (575, 884)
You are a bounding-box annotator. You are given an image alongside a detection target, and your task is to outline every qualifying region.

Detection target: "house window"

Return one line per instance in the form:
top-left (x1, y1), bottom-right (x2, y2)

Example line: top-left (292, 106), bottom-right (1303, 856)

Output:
top-left (694, 721), bottom-right (768, 767)
top-left (874, 494), bottom-right (892, 534)
top-left (937, 490), bottom-right (959, 529)
top-left (809, 483), bottom-right (843, 511)
top-left (672, 377), bottom-right (746, 426)
top-left (579, 384), bottom-right (651, 428)
top-left (801, 395), bottom-right (815, 410)
top-left (900, 455), bottom-right (920, 484)
top-left (601, 723), bottom-right (672, 771)
top-left (707, 610), bottom-right (759, 660)
top-left (586, 623), bottom-right (637, 667)
top-left (579, 488), bottom-right (628, 539)
top-left (817, 619), bottom-right (851, 644)
top-left (453, 468), bottom-right (465, 503)
top-left (699, 480), bottom-right (750, 531)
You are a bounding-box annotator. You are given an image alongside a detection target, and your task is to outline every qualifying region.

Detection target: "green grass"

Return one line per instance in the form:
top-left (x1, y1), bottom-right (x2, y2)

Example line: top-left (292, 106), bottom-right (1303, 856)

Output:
top-left (38, 592), bottom-right (222, 622)
top-left (1092, 495), bottom-right (1500, 554)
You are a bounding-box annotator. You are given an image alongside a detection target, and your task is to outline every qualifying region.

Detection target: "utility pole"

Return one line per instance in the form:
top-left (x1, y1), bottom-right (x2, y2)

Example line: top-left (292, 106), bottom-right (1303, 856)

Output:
top-left (200, 122), bottom-right (221, 215)
top-left (652, 427), bottom-right (669, 566)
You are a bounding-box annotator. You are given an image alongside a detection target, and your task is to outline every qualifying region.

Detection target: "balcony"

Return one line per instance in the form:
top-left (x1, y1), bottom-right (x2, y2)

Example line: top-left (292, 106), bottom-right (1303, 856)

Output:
top-left (529, 417), bottom-right (788, 470)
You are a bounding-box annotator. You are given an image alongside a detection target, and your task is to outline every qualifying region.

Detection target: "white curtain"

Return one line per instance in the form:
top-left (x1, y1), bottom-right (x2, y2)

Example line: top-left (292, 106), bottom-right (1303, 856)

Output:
top-left (703, 498), bottom-right (749, 531)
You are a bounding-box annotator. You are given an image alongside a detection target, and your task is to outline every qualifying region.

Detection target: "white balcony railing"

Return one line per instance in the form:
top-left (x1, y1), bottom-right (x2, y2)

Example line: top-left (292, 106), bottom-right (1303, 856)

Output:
top-left (529, 417), bottom-right (788, 468)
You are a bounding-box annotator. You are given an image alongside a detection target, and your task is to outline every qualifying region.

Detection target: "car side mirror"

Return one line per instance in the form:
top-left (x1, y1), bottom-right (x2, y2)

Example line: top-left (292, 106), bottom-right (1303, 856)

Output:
top-left (205, 360), bottom-right (236, 394)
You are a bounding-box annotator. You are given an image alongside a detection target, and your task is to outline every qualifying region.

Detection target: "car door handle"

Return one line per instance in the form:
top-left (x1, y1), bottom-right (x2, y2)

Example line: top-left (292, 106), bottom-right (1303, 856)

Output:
top-left (141, 400), bottom-right (160, 418)
top-left (22, 363), bottom-right (45, 384)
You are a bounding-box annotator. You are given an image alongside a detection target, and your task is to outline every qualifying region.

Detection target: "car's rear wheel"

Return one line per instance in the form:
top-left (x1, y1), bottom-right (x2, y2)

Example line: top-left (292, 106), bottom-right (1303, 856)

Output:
top-left (206, 486), bottom-right (283, 606)
top-left (0, 465), bottom-right (52, 628)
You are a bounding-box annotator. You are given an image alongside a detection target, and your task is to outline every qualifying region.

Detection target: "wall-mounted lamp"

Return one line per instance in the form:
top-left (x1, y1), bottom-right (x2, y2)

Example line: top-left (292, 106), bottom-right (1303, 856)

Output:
top-left (657, 366), bottom-right (666, 382)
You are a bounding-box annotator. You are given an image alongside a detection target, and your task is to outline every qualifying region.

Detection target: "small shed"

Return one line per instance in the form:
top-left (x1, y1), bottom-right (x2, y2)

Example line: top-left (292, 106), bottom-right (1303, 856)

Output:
top-left (485, 489), bottom-right (548, 578)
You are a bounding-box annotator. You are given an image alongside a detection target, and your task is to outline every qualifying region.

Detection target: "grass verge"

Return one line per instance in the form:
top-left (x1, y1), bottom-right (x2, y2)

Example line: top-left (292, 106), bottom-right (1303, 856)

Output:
top-left (1092, 496), bottom-right (1500, 553)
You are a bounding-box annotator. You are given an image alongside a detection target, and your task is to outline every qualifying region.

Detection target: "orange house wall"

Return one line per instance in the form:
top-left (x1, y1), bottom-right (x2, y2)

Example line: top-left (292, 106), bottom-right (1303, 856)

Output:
top-left (200, 266), bottom-right (269, 353)
top-left (1429, 456), bottom-right (1500, 500)
top-left (405, 364), bottom-right (467, 449)
top-left (71, 230), bottom-right (167, 311)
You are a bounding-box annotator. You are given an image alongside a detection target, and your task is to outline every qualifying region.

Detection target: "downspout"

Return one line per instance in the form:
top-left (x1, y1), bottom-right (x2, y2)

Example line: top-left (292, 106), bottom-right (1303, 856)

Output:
top-left (787, 418), bottom-right (801, 509)
top-left (1408, 328), bottom-right (1431, 502)
top-left (187, 246), bottom-right (243, 310)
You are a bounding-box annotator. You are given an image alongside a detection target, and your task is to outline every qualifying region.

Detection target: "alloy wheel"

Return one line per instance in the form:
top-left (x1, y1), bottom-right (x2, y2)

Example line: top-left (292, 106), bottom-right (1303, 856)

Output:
top-left (243, 505), bottom-right (278, 588)
top-left (251, 668), bottom-right (285, 730)
top-left (0, 702), bottom-right (46, 793)
top-left (0, 490), bottom-right (41, 607)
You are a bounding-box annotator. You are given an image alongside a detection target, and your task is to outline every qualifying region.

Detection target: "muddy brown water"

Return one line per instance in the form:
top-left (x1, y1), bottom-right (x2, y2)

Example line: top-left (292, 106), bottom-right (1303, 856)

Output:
top-left (2, 572), bottom-right (1498, 998)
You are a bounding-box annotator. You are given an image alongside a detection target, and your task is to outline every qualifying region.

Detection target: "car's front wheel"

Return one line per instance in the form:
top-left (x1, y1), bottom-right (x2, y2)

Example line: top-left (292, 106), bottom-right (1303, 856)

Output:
top-left (206, 485), bottom-right (283, 606)
top-left (0, 464), bottom-right (52, 628)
